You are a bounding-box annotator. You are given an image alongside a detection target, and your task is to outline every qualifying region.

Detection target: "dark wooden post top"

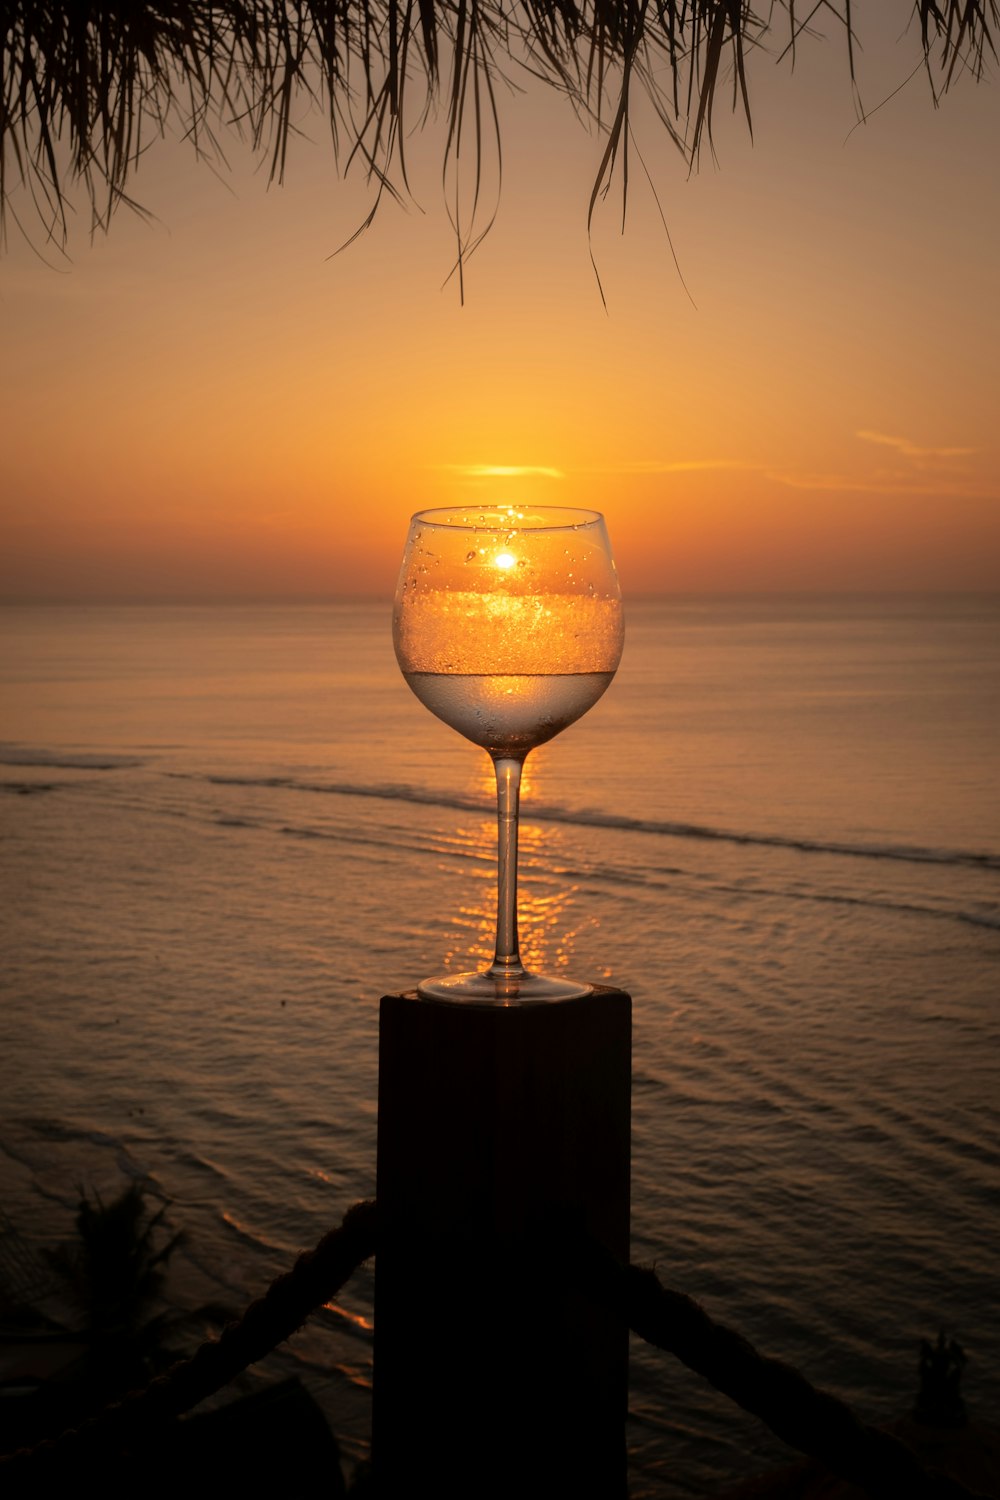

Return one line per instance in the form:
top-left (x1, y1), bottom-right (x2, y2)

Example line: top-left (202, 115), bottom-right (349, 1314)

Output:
top-left (373, 986), bottom-right (632, 1499)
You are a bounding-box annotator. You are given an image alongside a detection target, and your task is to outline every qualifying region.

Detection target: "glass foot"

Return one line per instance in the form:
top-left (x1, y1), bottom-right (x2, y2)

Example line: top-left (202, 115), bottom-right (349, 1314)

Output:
top-left (416, 969), bottom-right (593, 1006)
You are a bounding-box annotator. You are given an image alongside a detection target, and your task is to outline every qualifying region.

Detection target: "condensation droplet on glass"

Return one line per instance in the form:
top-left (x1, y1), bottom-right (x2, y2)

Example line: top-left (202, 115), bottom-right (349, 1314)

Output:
top-left (465, 550), bottom-right (476, 562)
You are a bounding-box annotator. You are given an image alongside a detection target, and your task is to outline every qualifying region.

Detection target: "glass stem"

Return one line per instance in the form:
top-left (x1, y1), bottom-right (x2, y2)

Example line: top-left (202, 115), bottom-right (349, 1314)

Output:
top-left (488, 754), bottom-right (527, 982)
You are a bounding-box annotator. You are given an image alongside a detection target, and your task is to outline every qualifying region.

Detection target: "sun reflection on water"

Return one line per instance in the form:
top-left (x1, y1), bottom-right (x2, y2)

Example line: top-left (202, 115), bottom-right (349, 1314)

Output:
top-left (434, 748), bottom-right (602, 976)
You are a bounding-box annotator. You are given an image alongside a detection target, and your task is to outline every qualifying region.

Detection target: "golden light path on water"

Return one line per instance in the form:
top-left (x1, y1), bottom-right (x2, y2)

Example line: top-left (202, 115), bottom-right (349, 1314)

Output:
top-left (436, 749), bottom-right (613, 980)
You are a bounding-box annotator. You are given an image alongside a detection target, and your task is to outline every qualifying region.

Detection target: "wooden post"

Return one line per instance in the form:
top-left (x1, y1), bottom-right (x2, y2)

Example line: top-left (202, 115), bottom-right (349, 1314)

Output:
top-left (373, 986), bottom-right (631, 1499)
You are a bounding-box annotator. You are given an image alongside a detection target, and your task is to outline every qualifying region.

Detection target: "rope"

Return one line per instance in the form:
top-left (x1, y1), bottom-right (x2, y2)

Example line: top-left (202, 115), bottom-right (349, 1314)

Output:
top-left (620, 1260), bottom-right (989, 1500)
top-left (0, 1198), bottom-right (377, 1478)
top-left (0, 1198), bottom-right (988, 1500)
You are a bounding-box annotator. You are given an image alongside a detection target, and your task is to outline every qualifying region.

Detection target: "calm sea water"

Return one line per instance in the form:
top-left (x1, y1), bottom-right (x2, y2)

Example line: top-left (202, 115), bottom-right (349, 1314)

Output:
top-left (1, 598), bottom-right (998, 1494)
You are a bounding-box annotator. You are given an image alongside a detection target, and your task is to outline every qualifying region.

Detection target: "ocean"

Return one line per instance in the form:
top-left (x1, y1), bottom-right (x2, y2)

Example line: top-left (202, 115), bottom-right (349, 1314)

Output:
top-left (1, 596), bottom-right (998, 1494)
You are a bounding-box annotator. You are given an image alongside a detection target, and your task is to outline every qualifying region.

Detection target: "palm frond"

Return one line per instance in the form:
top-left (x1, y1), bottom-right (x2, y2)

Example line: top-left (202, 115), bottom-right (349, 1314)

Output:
top-left (1, 2), bottom-right (996, 261)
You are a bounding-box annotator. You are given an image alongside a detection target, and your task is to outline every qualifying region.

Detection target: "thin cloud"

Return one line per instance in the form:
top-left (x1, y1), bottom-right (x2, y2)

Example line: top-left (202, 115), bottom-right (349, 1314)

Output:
top-left (768, 428), bottom-right (987, 494)
top-left (440, 464), bottom-right (565, 479)
top-left (856, 430), bottom-right (977, 462)
top-left (579, 458), bottom-right (762, 475)
top-left (438, 445), bottom-right (991, 498)
top-left (767, 470), bottom-right (997, 498)
top-left (617, 458), bottom-right (759, 474)
top-left (442, 458), bottom-right (763, 480)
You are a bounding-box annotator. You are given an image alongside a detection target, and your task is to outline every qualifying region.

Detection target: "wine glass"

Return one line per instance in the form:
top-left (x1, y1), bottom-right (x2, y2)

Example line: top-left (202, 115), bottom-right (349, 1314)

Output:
top-left (393, 505), bottom-right (624, 1003)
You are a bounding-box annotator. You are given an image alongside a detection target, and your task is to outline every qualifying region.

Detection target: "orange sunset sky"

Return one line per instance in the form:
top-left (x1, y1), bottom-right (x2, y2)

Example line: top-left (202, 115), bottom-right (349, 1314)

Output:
top-left (1, 6), bottom-right (998, 603)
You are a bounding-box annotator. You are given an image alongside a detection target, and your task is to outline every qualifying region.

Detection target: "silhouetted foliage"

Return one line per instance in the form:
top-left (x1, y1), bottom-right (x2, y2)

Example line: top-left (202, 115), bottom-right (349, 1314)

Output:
top-left (48, 1183), bottom-right (180, 1340)
top-left (40, 1180), bottom-right (230, 1405)
top-left (915, 1331), bottom-right (969, 1429)
top-left (2, 2), bottom-right (997, 282)
top-left (42, 1181), bottom-right (183, 1397)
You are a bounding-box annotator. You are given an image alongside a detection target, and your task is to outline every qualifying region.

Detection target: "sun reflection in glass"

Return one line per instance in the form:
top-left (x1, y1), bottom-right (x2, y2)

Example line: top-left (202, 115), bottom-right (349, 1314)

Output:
top-left (472, 748), bottom-right (540, 805)
top-left (493, 551), bottom-right (517, 570)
